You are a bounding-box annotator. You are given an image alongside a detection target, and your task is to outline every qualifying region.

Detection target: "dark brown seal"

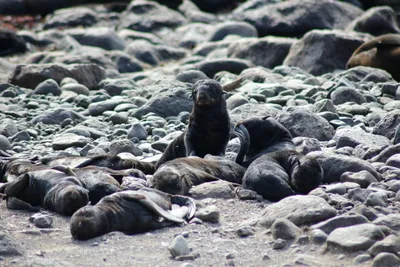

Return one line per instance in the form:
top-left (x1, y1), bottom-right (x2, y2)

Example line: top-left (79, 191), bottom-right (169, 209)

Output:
top-left (151, 156), bottom-right (245, 195)
top-left (1, 169), bottom-right (89, 216)
top-left (346, 34), bottom-right (400, 81)
top-left (70, 188), bottom-right (196, 240)
top-left (155, 79), bottom-right (231, 169)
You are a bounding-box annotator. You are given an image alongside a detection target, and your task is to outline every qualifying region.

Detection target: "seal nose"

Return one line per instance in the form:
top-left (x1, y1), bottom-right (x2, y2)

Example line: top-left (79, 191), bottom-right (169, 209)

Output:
top-left (197, 92), bottom-right (207, 101)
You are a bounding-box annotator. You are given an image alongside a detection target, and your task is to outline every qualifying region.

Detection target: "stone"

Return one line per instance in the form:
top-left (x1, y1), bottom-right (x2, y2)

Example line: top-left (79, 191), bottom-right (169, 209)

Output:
top-left (373, 214), bottom-right (400, 231)
top-left (365, 192), bottom-right (388, 207)
top-left (258, 195), bottom-right (337, 227)
top-left (226, 94), bottom-right (249, 110)
top-left (29, 213), bottom-right (53, 228)
top-left (331, 86), bottom-right (366, 105)
top-left (353, 254), bottom-right (372, 265)
top-left (208, 21), bottom-right (257, 41)
top-left (371, 252), bottom-right (400, 267)
top-left (236, 226), bottom-right (255, 237)
top-left (189, 180), bottom-right (235, 199)
top-left (310, 213), bottom-right (369, 234)
top-left (272, 239), bottom-right (287, 250)
top-left (43, 7), bottom-right (97, 29)
top-left (373, 110), bottom-right (400, 139)
top-left (368, 235), bottom-right (400, 257)
top-left (334, 127), bottom-right (391, 148)
top-left (197, 58), bottom-right (253, 78)
top-left (31, 108), bottom-right (84, 125)
top-left (32, 78), bottom-right (61, 96)
top-left (88, 98), bottom-right (131, 116)
top-left (168, 235), bottom-right (190, 258)
top-left (0, 118), bottom-right (18, 137)
top-left (0, 135), bottom-right (11, 151)
top-left (0, 232), bottom-right (25, 256)
top-left (68, 27), bottom-right (125, 51)
top-left (127, 123), bottom-right (148, 141)
top-left (52, 133), bottom-right (91, 150)
top-left (176, 70), bottom-right (208, 85)
top-left (271, 218), bottom-right (302, 241)
top-left (61, 83), bottom-right (89, 96)
top-left (109, 139), bottom-right (142, 156)
top-left (194, 205), bottom-right (220, 223)
top-left (340, 170), bottom-right (378, 188)
top-left (310, 229), bottom-right (328, 245)
top-left (293, 137), bottom-right (321, 155)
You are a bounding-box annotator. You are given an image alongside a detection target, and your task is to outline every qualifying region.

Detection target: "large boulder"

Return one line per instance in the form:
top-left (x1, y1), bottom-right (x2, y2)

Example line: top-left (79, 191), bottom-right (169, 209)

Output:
top-left (43, 7), bottom-right (98, 29)
top-left (232, 0), bottom-right (363, 37)
top-left (333, 127), bottom-right (391, 148)
top-left (283, 30), bottom-right (370, 76)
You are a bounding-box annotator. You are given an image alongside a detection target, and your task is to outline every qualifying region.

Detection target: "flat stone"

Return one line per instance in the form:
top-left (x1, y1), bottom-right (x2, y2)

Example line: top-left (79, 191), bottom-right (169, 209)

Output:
top-left (189, 180), bottom-right (235, 199)
top-left (373, 214), bottom-right (400, 231)
top-left (194, 205), bottom-right (220, 223)
top-left (52, 133), bottom-right (91, 150)
top-left (368, 234), bottom-right (400, 257)
top-left (311, 213), bottom-right (369, 234)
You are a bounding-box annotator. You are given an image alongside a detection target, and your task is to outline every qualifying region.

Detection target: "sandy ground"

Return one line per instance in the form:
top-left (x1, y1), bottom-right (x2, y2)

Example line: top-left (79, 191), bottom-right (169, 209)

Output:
top-left (0, 197), bottom-right (371, 267)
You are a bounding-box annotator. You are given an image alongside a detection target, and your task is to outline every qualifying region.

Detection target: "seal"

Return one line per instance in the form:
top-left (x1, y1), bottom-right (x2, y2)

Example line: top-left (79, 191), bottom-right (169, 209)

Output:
top-left (41, 155), bottom-right (155, 175)
top-left (151, 156), bottom-right (245, 195)
top-left (1, 169), bottom-right (89, 216)
top-left (155, 79), bottom-right (231, 169)
top-left (70, 188), bottom-right (196, 240)
top-left (233, 116), bottom-right (295, 167)
top-left (346, 34), bottom-right (400, 81)
top-left (233, 117), bottom-right (322, 201)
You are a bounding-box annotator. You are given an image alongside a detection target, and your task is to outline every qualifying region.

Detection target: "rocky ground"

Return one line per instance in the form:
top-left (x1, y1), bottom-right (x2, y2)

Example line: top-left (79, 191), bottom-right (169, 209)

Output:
top-left (1, 0), bottom-right (400, 266)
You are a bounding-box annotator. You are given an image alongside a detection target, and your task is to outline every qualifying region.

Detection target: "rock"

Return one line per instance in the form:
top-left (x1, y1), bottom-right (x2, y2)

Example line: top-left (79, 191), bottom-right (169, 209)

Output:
top-left (353, 254), bottom-right (372, 265)
top-left (340, 171), bottom-right (378, 188)
top-left (32, 79), bottom-right (61, 96)
top-left (293, 137), bottom-right (321, 155)
top-left (0, 29), bottom-right (27, 56)
top-left (330, 86), bottom-right (366, 105)
top-left (176, 70), bottom-right (208, 85)
top-left (194, 205), bottom-right (220, 223)
top-left (227, 36), bottom-right (295, 69)
top-left (371, 252), bottom-right (400, 267)
top-left (258, 195), bottom-right (337, 227)
top-left (372, 110), bottom-right (400, 139)
top-left (208, 21), bottom-right (257, 41)
top-left (107, 51), bottom-right (143, 73)
top-left (9, 63), bottom-right (106, 90)
top-left (310, 229), bottom-right (328, 245)
top-left (275, 107), bottom-right (335, 141)
top-left (271, 218), bottom-right (302, 241)
top-left (168, 235), bottom-right (190, 258)
top-left (373, 214), bottom-right (400, 231)
top-left (385, 154), bottom-right (400, 168)
top-left (365, 192), bottom-right (388, 207)
top-left (272, 239), bottom-right (287, 250)
top-left (368, 234), bottom-right (400, 256)
top-left (346, 6), bottom-right (400, 36)
top-left (230, 103), bottom-right (280, 123)
top-left (226, 94), bottom-right (249, 110)
top-left (132, 82), bottom-right (192, 119)
top-left (52, 133), bottom-right (91, 150)
top-left (31, 108), bottom-right (84, 125)
top-left (109, 139), bottom-right (142, 156)
top-left (233, 0), bottom-right (363, 37)
top-left (283, 30), bottom-right (368, 76)
top-left (0, 232), bottom-right (25, 256)
top-left (310, 213), bottom-right (369, 234)
top-left (327, 223), bottom-right (385, 252)
top-left (0, 135), bottom-right (11, 151)
top-left (88, 98), bottom-right (132, 116)
top-left (43, 7), bottom-right (98, 29)
top-left (29, 213), bottom-right (53, 228)
top-left (197, 58), bottom-right (253, 78)
top-left (61, 83), bottom-right (89, 96)
top-left (191, 0), bottom-right (236, 12)
top-left (236, 188), bottom-right (258, 200)
top-left (308, 151), bottom-right (381, 184)
top-left (189, 180), bottom-right (235, 199)
top-left (333, 127), bottom-right (391, 148)
top-left (119, 1), bottom-right (186, 32)
top-left (236, 226), bottom-right (255, 237)
top-left (127, 123), bottom-right (148, 141)
top-left (68, 27), bottom-right (125, 51)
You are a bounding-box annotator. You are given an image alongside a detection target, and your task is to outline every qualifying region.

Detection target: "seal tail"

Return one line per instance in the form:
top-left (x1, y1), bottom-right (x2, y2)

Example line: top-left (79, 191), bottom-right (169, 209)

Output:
top-left (170, 195), bottom-right (196, 221)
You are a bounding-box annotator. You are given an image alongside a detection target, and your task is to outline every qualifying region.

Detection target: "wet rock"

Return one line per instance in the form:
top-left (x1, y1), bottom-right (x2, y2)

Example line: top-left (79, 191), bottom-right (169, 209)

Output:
top-left (258, 195), bottom-right (337, 227)
top-left (168, 235), bottom-right (190, 258)
top-left (194, 205), bottom-right (220, 223)
top-left (271, 218), bottom-right (302, 241)
top-left (327, 223), bottom-right (385, 252)
top-left (189, 180), bottom-right (235, 199)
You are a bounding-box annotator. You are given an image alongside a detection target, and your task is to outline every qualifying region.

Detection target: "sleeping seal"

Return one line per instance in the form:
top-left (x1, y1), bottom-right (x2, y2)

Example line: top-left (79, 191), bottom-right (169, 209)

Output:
top-left (155, 79), bottom-right (231, 169)
top-left (70, 188), bottom-right (196, 240)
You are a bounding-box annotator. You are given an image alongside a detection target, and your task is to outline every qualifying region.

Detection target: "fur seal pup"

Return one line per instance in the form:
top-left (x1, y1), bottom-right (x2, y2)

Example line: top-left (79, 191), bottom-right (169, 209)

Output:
top-left (70, 188), bottom-right (196, 240)
top-left (155, 79), bottom-right (230, 169)
top-left (233, 117), bottom-right (322, 201)
top-left (233, 116), bottom-right (295, 167)
top-left (151, 156), bottom-right (245, 195)
top-left (1, 169), bottom-right (89, 215)
top-left (346, 34), bottom-right (400, 81)
top-left (41, 155), bottom-right (155, 175)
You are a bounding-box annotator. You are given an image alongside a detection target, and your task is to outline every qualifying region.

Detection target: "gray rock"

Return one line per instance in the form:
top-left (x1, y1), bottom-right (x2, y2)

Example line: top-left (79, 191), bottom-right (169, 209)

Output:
top-left (272, 239), bottom-right (287, 250)
top-left (108, 113), bottom-right (128, 125)
top-left (0, 232), bottom-right (25, 256)
top-left (258, 195), bottom-right (337, 227)
top-left (233, 0), bottom-right (362, 37)
top-left (227, 36), bottom-right (295, 69)
top-left (61, 83), bottom-right (89, 95)
top-left (208, 21), bottom-right (257, 41)
top-left (310, 229), bottom-right (328, 245)
top-left (283, 29), bottom-right (368, 76)
top-left (271, 218), bottom-right (302, 241)
top-left (276, 107), bottom-right (335, 141)
top-left (327, 223), bottom-right (385, 252)
top-left (88, 98), bottom-right (131, 116)
top-left (310, 213), bottom-right (369, 234)
top-left (0, 134), bottom-right (11, 151)
top-left (107, 51), bottom-right (143, 73)
top-left (10, 131), bottom-right (30, 142)
top-left (230, 103), bottom-right (280, 123)
top-left (151, 131), bottom-right (183, 152)
top-left (194, 205), bottom-right (220, 223)
top-left (330, 86), bottom-right (366, 105)
top-left (197, 58), bottom-right (253, 78)
top-left (119, 1), bottom-right (186, 32)
top-left (371, 252), bottom-right (400, 267)
top-left (308, 151), bottom-right (381, 184)
top-left (98, 78), bottom-right (137, 96)
top-left (333, 127), bottom-right (391, 148)
top-left (168, 235), bottom-right (190, 258)
top-left (340, 170), bottom-right (378, 188)
top-left (0, 118), bottom-right (18, 137)
top-left (29, 213), bottom-right (53, 228)
top-left (346, 6), bottom-right (400, 36)
top-left (368, 234), bottom-right (400, 257)
top-left (32, 79), bottom-right (61, 96)
top-left (226, 94), bottom-right (249, 110)
top-left (52, 133), bottom-right (91, 150)
top-left (31, 108), bottom-right (84, 125)
top-left (9, 63), bottom-right (106, 90)
top-left (109, 139), bottom-right (142, 156)
top-left (293, 137), bottom-right (321, 155)
top-left (176, 70), bottom-right (208, 85)
top-left (127, 123), bottom-right (148, 141)
top-left (43, 7), bottom-right (97, 29)
top-left (372, 110), bottom-right (400, 139)
top-left (373, 214), bottom-right (400, 231)
top-left (386, 153), bottom-right (400, 168)
top-left (189, 180), bottom-right (235, 199)
top-left (365, 192), bottom-right (388, 207)
top-left (353, 253), bottom-right (372, 265)
top-left (68, 27), bottom-right (125, 51)
top-left (236, 226), bottom-right (255, 237)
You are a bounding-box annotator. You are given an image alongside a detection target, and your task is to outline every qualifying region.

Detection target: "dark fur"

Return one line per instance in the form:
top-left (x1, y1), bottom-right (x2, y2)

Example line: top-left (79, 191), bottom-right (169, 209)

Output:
top-left (346, 34), bottom-right (400, 81)
top-left (70, 188), bottom-right (196, 240)
top-left (152, 157), bottom-right (245, 195)
top-left (233, 117), bottom-right (322, 201)
top-left (155, 79), bottom-right (230, 169)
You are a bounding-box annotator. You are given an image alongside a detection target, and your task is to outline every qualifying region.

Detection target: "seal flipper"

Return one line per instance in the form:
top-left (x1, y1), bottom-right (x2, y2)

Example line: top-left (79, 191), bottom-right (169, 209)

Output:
top-left (4, 173), bottom-right (31, 197)
top-left (7, 197), bottom-right (40, 212)
top-left (119, 192), bottom-right (185, 224)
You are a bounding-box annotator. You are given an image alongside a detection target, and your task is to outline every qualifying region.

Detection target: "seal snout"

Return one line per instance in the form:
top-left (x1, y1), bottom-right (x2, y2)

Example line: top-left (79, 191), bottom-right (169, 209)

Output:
top-left (70, 206), bottom-right (99, 240)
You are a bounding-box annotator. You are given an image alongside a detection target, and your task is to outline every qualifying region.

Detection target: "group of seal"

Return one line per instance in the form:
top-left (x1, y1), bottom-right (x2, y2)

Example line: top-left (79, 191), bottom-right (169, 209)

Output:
top-left (346, 34), bottom-right (400, 81)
